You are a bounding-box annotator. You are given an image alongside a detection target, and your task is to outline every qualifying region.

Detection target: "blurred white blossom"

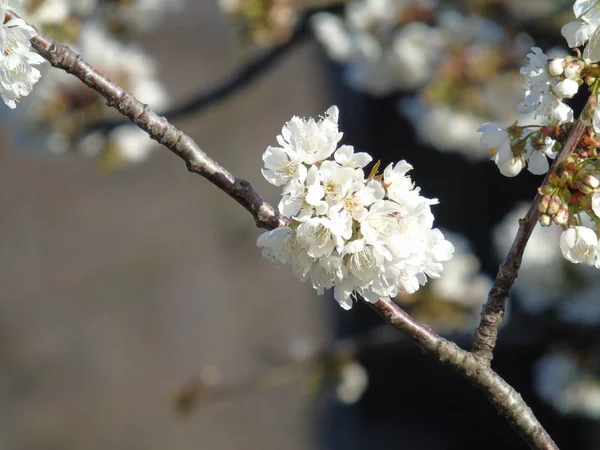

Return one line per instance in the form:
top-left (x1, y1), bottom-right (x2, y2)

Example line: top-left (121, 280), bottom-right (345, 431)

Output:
top-left (311, 0), bottom-right (442, 95)
top-left (398, 232), bottom-right (492, 334)
top-left (535, 350), bottom-right (600, 418)
top-left (18, 21), bottom-right (169, 165)
top-left (335, 360), bottom-right (369, 404)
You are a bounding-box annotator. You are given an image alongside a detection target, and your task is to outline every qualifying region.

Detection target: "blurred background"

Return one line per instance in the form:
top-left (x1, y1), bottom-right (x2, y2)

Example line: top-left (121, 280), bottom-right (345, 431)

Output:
top-left (2, 0), bottom-right (600, 449)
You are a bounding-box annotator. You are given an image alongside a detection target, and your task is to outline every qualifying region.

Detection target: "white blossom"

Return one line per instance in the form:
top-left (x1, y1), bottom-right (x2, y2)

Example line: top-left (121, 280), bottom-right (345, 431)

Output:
top-left (360, 200), bottom-right (403, 245)
top-left (335, 360), bottom-right (369, 404)
top-left (383, 161), bottom-right (433, 211)
top-left (560, 226), bottom-right (598, 266)
top-left (334, 145), bottom-right (372, 169)
top-left (562, 14), bottom-right (600, 62)
top-left (276, 106), bottom-right (342, 165)
top-left (548, 57), bottom-right (565, 76)
top-left (553, 78), bottom-right (580, 99)
top-left (477, 122), bottom-right (523, 177)
top-left (574, 0), bottom-right (600, 19)
top-left (262, 146), bottom-right (306, 187)
top-left (329, 179), bottom-right (383, 222)
top-left (524, 136), bottom-right (554, 175)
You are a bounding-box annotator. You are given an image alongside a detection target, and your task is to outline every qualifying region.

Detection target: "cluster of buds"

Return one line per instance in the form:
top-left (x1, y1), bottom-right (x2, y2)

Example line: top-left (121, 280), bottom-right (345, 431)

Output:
top-left (538, 150), bottom-right (600, 227)
top-left (537, 192), bottom-right (569, 227)
top-left (548, 55), bottom-right (586, 85)
top-left (546, 54), bottom-right (586, 101)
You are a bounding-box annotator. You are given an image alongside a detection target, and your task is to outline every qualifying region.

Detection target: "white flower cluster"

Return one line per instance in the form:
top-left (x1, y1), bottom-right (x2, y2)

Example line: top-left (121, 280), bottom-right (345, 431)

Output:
top-left (478, 0), bottom-right (600, 177)
top-left (257, 106), bottom-right (454, 310)
top-left (0, 0), bottom-right (45, 109)
top-left (518, 47), bottom-right (576, 125)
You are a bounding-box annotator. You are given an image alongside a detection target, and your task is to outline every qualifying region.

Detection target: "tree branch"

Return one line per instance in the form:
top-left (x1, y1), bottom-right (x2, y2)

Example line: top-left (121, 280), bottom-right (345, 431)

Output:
top-left (471, 117), bottom-right (588, 366)
top-left (7, 11), bottom-right (289, 231)
top-left (370, 299), bottom-right (559, 450)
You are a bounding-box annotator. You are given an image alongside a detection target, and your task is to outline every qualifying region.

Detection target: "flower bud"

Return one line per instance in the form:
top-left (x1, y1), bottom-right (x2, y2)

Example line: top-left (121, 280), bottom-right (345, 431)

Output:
top-left (539, 214), bottom-right (552, 227)
top-left (547, 194), bottom-right (562, 215)
top-left (538, 184), bottom-right (554, 196)
top-left (548, 57), bottom-right (565, 77)
top-left (565, 62), bottom-right (583, 80)
top-left (553, 204), bottom-right (569, 226)
top-left (549, 173), bottom-right (562, 186)
top-left (538, 195), bottom-right (551, 213)
top-left (578, 181), bottom-right (595, 195)
top-left (583, 173), bottom-right (600, 190)
top-left (554, 78), bottom-right (579, 99)
top-left (566, 154), bottom-right (579, 165)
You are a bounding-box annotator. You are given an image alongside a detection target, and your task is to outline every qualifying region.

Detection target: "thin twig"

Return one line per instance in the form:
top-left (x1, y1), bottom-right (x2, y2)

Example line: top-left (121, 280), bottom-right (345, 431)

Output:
top-left (173, 324), bottom-right (398, 414)
top-left (89, 11), bottom-right (315, 132)
top-left (471, 117), bottom-right (588, 366)
top-left (370, 299), bottom-right (559, 450)
top-left (7, 11), bottom-right (289, 231)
